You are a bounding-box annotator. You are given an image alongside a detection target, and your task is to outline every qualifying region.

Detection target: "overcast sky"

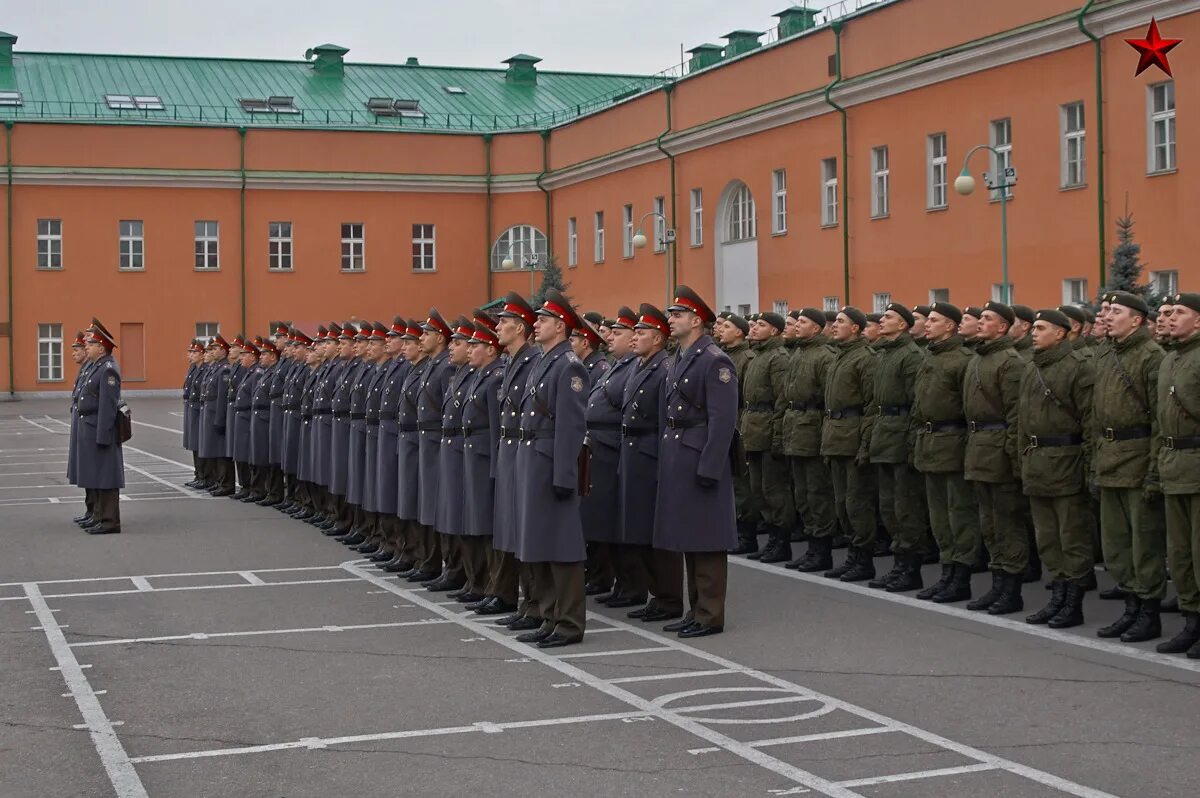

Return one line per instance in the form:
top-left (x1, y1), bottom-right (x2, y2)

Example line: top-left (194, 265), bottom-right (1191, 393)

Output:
top-left (6, 0), bottom-right (843, 75)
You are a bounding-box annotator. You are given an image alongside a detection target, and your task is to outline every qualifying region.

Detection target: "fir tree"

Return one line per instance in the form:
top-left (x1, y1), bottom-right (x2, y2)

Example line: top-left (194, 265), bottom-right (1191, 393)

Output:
top-left (531, 254), bottom-right (569, 308)
top-left (1105, 212), bottom-right (1148, 299)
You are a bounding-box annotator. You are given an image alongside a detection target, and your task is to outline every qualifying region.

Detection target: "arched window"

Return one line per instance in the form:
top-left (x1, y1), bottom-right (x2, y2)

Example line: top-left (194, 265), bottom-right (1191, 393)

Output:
top-left (726, 184), bottom-right (756, 242)
top-left (490, 224), bottom-right (548, 271)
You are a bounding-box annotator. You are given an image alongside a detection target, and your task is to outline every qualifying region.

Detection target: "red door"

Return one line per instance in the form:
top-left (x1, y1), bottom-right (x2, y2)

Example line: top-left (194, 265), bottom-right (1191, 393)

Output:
top-left (118, 322), bottom-right (145, 381)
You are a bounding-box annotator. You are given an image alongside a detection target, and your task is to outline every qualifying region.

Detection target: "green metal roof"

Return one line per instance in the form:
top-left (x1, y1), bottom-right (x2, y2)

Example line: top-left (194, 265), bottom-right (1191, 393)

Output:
top-left (0, 48), bottom-right (665, 132)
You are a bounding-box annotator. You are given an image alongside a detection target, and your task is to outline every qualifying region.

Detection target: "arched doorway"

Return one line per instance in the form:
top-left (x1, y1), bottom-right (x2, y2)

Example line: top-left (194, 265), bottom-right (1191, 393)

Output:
top-left (715, 180), bottom-right (760, 316)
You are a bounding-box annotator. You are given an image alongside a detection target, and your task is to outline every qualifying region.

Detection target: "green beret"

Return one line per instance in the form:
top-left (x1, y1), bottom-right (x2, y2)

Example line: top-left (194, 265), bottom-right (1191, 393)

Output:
top-left (929, 302), bottom-right (962, 324)
top-left (884, 302), bottom-right (914, 328)
top-left (1036, 309), bottom-right (1073, 331)
top-left (913, 304), bottom-right (932, 317)
top-left (839, 306), bottom-right (867, 330)
top-left (725, 313), bottom-right (750, 336)
top-left (759, 312), bottom-right (787, 333)
top-left (1012, 304), bottom-right (1036, 323)
top-left (1058, 305), bottom-right (1087, 324)
top-left (1108, 291), bottom-right (1149, 316)
top-left (982, 301), bottom-right (1015, 325)
top-left (1173, 293), bottom-right (1200, 314)
top-left (799, 308), bottom-right (825, 328)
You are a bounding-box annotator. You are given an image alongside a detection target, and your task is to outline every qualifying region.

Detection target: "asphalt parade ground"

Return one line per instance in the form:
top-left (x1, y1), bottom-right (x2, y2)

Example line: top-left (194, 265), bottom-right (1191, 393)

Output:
top-left (2, 398), bottom-right (1198, 798)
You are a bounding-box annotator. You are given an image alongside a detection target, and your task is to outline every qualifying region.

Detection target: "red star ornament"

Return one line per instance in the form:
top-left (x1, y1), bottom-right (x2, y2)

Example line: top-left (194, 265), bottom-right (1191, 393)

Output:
top-left (1126, 18), bottom-right (1182, 77)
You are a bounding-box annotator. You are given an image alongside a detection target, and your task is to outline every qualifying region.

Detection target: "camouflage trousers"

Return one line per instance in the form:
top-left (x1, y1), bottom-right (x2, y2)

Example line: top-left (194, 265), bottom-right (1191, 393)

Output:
top-left (1029, 492), bottom-right (1093, 581)
top-left (1165, 493), bottom-right (1200, 613)
top-left (1100, 487), bottom-right (1167, 600)
top-left (973, 480), bottom-right (1029, 575)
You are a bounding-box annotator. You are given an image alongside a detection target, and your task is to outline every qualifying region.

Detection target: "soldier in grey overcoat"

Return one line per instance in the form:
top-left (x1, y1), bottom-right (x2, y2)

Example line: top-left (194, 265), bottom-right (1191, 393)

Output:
top-left (311, 324), bottom-right (345, 525)
top-left (653, 286), bottom-right (739, 638)
top-left (248, 339), bottom-right (278, 502)
top-left (180, 339), bottom-right (200, 483)
top-left (433, 317), bottom-right (478, 592)
top-left (329, 324), bottom-right (363, 519)
top-left (513, 289), bottom-right (589, 648)
top-left (199, 335), bottom-right (235, 495)
top-left (264, 323), bottom-right (294, 505)
top-left (360, 325), bottom-right (393, 560)
top-left (184, 342), bottom-right (207, 488)
top-left (223, 336), bottom-right (249, 491)
top-left (230, 341), bottom-right (262, 499)
top-left (344, 324), bottom-right (379, 546)
top-left (69, 332), bottom-right (95, 524)
top-left (75, 325), bottom-right (124, 534)
top-left (397, 323), bottom-right (433, 579)
top-left (415, 310), bottom-right (455, 584)
top-left (460, 319), bottom-right (505, 604)
top-left (374, 319), bottom-right (416, 571)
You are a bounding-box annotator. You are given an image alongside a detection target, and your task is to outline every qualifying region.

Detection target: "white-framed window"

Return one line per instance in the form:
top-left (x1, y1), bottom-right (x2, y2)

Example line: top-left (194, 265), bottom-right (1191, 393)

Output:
top-left (268, 222), bottom-right (292, 271)
top-left (37, 323), bottom-right (63, 382)
top-left (872, 292), bottom-right (891, 313)
top-left (653, 196), bottom-right (666, 252)
top-left (727, 184), bottom-right (756, 241)
top-left (491, 224), bottom-right (548, 271)
top-left (820, 158), bottom-right (838, 226)
top-left (411, 224), bottom-right (436, 271)
top-left (118, 220), bottom-right (144, 270)
top-left (1149, 81), bottom-right (1176, 173)
top-left (870, 147), bottom-right (889, 218)
top-left (690, 188), bottom-right (704, 246)
top-left (567, 217), bottom-right (578, 267)
top-left (195, 322), bottom-right (219, 346)
top-left (37, 219), bottom-right (63, 270)
top-left (194, 220), bottom-right (219, 270)
top-left (929, 288), bottom-right (950, 304)
top-left (594, 211), bottom-right (605, 262)
top-left (771, 169), bottom-right (788, 234)
top-left (927, 133), bottom-right (948, 209)
top-left (989, 118), bottom-right (1013, 200)
top-left (823, 296), bottom-right (840, 313)
top-left (1151, 269), bottom-right (1179, 296)
top-left (772, 300), bottom-right (789, 315)
top-left (1062, 278), bottom-right (1088, 306)
top-left (1061, 102), bottom-right (1086, 187)
top-left (622, 204), bottom-right (634, 258)
top-left (738, 303), bottom-right (751, 317)
top-left (991, 283), bottom-right (1015, 303)
top-left (341, 223), bottom-right (365, 271)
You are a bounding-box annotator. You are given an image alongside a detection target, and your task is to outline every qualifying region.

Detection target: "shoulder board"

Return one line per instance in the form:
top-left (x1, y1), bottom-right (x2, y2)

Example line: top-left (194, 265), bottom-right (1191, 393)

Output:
top-left (565, 351), bottom-right (580, 363)
top-left (105, 361), bottom-right (116, 370)
top-left (706, 344), bottom-right (723, 356)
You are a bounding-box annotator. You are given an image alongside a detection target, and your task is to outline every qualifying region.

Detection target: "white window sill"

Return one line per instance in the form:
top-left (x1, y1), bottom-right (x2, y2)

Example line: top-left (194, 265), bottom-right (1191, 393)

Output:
top-left (987, 195), bottom-right (1015, 204)
top-left (1059, 183), bottom-right (1087, 192)
top-left (118, 267), bottom-right (146, 272)
top-left (771, 230), bottom-right (788, 237)
top-left (1147, 168), bottom-right (1177, 178)
top-left (411, 268), bottom-right (437, 274)
top-left (194, 268), bottom-right (221, 273)
top-left (594, 260), bottom-right (605, 265)
top-left (35, 266), bottom-right (65, 272)
top-left (925, 205), bottom-right (948, 214)
top-left (819, 222), bottom-right (838, 230)
top-left (690, 242), bottom-right (703, 249)
top-left (869, 214), bottom-right (890, 221)
top-left (267, 268), bottom-right (294, 273)
top-left (340, 268), bottom-right (366, 274)
top-left (36, 379), bottom-right (65, 384)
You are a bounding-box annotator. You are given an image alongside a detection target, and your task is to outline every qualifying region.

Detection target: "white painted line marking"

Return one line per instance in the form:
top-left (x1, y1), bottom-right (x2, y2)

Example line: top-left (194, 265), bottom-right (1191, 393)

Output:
top-left (0, 564), bottom-right (346, 589)
top-left (19, 415), bottom-right (63, 434)
top-left (25, 583), bottom-right (148, 798)
top-left (51, 664), bottom-right (91, 670)
top-left (555, 646), bottom-right (673, 659)
top-left (731, 557), bottom-right (1200, 675)
top-left (128, 710), bottom-right (650, 764)
top-left (19, 577), bottom-right (362, 601)
top-left (47, 497), bottom-right (61, 504)
top-left (836, 763), bottom-right (997, 788)
top-left (607, 668), bottom-right (737, 684)
top-left (237, 571), bottom-right (266, 586)
top-left (120, 457), bottom-right (193, 498)
top-left (129, 577), bottom-right (153, 592)
top-left (69, 619), bottom-right (450, 648)
top-left (687, 727), bottom-right (895, 756)
top-left (130, 420), bottom-right (182, 434)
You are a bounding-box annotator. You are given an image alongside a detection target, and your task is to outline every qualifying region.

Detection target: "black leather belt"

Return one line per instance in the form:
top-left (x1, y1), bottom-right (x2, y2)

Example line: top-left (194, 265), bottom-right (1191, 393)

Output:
top-left (313, 409), bottom-right (331, 416)
top-left (879, 405), bottom-right (911, 416)
top-left (350, 413), bottom-right (366, 421)
top-left (1164, 435), bottom-right (1200, 450)
top-left (366, 418), bottom-right (380, 426)
top-left (463, 427), bottom-right (488, 438)
top-left (789, 400), bottom-right (823, 412)
top-left (252, 404), bottom-right (270, 410)
top-left (378, 412), bottom-right (398, 421)
top-left (622, 425), bottom-right (655, 437)
top-left (587, 422), bottom-right (621, 431)
top-left (441, 427), bottom-right (463, 437)
top-left (334, 411), bottom-right (350, 420)
top-left (745, 401), bottom-right (774, 412)
top-left (500, 427), bottom-right (518, 439)
top-left (968, 420), bottom-right (1008, 432)
top-left (825, 407), bottom-right (862, 420)
top-left (417, 421), bottom-right (442, 432)
top-left (923, 420), bottom-right (966, 432)
top-left (399, 422), bottom-right (418, 432)
top-left (518, 429), bottom-right (554, 440)
top-left (1103, 426), bottom-right (1151, 442)
top-left (666, 418), bottom-right (705, 429)
top-left (1026, 434), bottom-right (1083, 448)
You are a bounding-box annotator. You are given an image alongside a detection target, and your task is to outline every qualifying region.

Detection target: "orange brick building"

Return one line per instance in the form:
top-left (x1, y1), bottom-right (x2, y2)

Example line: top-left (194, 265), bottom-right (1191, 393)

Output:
top-left (0, 0), bottom-right (1195, 392)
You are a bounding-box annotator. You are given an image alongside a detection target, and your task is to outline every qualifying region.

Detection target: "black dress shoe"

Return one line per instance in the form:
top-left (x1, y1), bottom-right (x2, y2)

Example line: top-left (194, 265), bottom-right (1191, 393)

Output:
top-left (593, 592), bottom-right (615, 604)
top-left (382, 559), bottom-right (412, 573)
top-left (662, 618), bottom-right (694, 633)
top-left (626, 606), bottom-right (649, 619)
top-left (447, 587), bottom-right (470, 600)
top-left (72, 513), bottom-right (91, 524)
top-left (604, 594), bottom-right (648, 609)
top-left (369, 550), bottom-right (394, 562)
top-left (537, 632), bottom-right (582, 649)
top-left (678, 622), bottom-right (722, 639)
top-left (210, 488), bottom-right (235, 497)
top-left (80, 518), bottom-right (102, 529)
top-left (230, 491), bottom-right (249, 501)
top-left (456, 592), bottom-right (486, 604)
top-left (515, 628), bottom-right (552, 644)
top-left (85, 524), bottom-right (121, 535)
top-left (406, 570), bottom-right (439, 583)
top-left (640, 607), bottom-right (682, 623)
top-left (475, 599), bottom-right (517, 616)
top-left (465, 596), bottom-right (493, 611)
top-left (338, 534), bottom-right (367, 546)
top-left (257, 497), bottom-right (281, 507)
top-left (495, 612), bottom-right (524, 626)
top-left (425, 577), bottom-right (466, 593)
top-left (507, 616), bottom-right (543, 631)
top-left (584, 582), bottom-right (611, 596)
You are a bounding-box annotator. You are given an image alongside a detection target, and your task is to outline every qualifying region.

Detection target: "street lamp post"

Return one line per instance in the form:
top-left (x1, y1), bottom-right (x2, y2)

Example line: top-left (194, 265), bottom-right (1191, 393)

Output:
top-left (631, 211), bottom-right (676, 305)
top-left (954, 144), bottom-right (1018, 304)
top-left (500, 250), bottom-right (540, 295)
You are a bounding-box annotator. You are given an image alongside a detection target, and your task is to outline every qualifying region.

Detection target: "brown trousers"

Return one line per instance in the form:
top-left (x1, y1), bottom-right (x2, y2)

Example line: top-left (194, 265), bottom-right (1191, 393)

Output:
top-left (459, 536), bottom-right (491, 595)
top-left (684, 551), bottom-right (728, 628)
top-left (92, 488), bottom-right (121, 528)
top-left (415, 524), bottom-right (441, 573)
top-left (439, 534), bottom-right (464, 581)
top-left (623, 545), bottom-right (684, 614)
top-left (487, 549), bottom-right (520, 605)
top-left (533, 561), bottom-right (586, 640)
top-left (518, 561), bottom-right (541, 618)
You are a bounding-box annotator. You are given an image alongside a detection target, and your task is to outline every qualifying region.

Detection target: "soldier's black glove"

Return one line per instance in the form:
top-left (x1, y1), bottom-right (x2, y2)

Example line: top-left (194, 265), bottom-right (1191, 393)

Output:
top-left (554, 486), bottom-right (574, 500)
top-left (1143, 481), bottom-right (1163, 504)
top-left (696, 475), bottom-right (717, 489)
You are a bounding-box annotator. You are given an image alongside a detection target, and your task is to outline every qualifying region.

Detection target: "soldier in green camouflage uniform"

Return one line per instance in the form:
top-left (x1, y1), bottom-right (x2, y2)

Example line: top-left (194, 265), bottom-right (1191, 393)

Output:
top-left (867, 303), bottom-right (927, 591)
top-left (740, 312), bottom-right (795, 562)
top-left (781, 308), bottom-right (837, 572)
top-left (717, 312), bottom-right (759, 554)
top-left (1092, 291), bottom-right (1166, 643)
top-left (821, 307), bottom-right (878, 582)
top-left (1020, 309), bottom-right (1095, 630)
top-left (913, 303), bottom-right (978, 603)
top-left (962, 302), bottom-right (1027, 614)
top-left (1010, 304), bottom-right (1039, 583)
top-left (1155, 293), bottom-right (1200, 658)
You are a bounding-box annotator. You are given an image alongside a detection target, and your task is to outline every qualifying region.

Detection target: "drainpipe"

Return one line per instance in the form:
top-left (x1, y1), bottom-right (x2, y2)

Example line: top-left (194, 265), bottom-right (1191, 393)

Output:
top-left (537, 128), bottom-right (552, 271)
top-left (238, 127), bottom-right (247, 335)
top-left (484, 134), bottom-right (494, 300)
top-left (823, 21), bottom-right (850, 305)
top-left (1077, 0), bottom-right (1107, 289)
top-left (654, 83), bottom-right (677, 302)
top-left (5, 122), bottom-right (13, 396)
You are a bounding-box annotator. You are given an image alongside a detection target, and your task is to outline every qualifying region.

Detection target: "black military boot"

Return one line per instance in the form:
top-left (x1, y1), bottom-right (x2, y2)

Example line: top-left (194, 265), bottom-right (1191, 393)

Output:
top-left (760, 529), bottom-right (792, 564)
top-left (1079, 569), bottom-right (1098, 592)
top-left (1098, 585), bottom-right (1129, 601)
top-left (823, 547), bottom-right (857, 580)
top-left (747, 527), bottom-right (778, 561)
top-left (885, 554), bottom-right (924, 593)
top-left (1047, 579), bottom-right (1085, 628)
top-left (1121, 598), bottom-right (1162, 643)
top-left (987, 572), bottom-right (1024, 615)
top-left (932, 563), bottom-right (971, 603)
top-left (839, 547), bottom-right (876, 583)
top-left (1162, 595), bottom-right (1180, 613)
top-left (790, 537), bottom-right (833, 572)
top-left (1022, 546), bottom-right (1043, 584)
top-left (868, 555), bottom-right (905, 590)
top-left (1096, 595), bottom-right (1140, 639)
top-left (730, 520), bottom-right (760, 556)
top-left (1156, 611), bottom-right (1200, 653)
top-left (966, 571), bottom-right (1003, 612)
top-left (1027, 580), bottom-right (1067, 624)
top-left (916, 564), bottom-right (952, 601)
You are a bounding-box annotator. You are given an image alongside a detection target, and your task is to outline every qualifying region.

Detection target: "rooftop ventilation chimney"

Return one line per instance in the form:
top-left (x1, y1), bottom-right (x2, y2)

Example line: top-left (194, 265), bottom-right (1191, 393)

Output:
top-left (503, 54), bottom-right (541, 85)
top-left (722, 30), bottom-right (764, 58)
top-left (305, 43), bottom-right (349, 76)
top-left (686, 43), bottom-right (725, 72)
top-left (0, 31), bottom-right (16, 68)
top-left (774, 6), bottom-right (821, 39)
top-left (405, 57), bottom-right (420, 66)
